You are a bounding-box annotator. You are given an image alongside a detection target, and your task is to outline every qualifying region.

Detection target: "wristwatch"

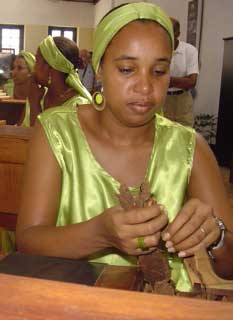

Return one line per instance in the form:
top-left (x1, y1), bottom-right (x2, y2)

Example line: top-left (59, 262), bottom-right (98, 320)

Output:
top-left (207, 215), bottom-right (226, 260)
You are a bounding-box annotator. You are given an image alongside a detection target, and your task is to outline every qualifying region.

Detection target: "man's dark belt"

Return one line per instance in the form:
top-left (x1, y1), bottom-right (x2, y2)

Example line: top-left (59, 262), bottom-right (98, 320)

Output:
top-left (167, 90), bottom-right (184, 96)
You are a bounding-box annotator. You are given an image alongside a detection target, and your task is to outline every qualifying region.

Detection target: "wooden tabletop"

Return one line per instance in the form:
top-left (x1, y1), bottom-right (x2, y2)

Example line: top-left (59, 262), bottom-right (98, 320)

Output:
top-left (0, 272), bottom-right (232, 320)
top-left (0, 98), bottom-right (26, 104)
top-left (0, 253), bottom-right (232, 319)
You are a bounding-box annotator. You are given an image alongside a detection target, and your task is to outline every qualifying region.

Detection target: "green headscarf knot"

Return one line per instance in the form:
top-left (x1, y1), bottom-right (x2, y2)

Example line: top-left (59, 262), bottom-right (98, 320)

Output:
top-left (92, 2), bottom-right (174, 73)
top-left (39, 36), bottom-right (92, 103)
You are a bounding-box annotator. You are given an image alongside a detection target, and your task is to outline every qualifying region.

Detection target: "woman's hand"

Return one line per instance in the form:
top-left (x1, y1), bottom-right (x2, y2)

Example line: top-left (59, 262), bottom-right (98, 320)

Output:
top-left (162, 198), bottom-right (221, 257)
top-left (100, 203), bottom-right (168, 256)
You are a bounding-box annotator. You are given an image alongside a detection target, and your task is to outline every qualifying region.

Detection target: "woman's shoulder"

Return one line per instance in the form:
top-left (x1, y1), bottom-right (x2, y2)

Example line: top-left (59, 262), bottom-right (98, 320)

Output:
top-left (156, 114), bottom-right (196, 152)
top-left (156, 114), bottom-right (195, 134)
top-left (38, 104), bottom-right (75, 122)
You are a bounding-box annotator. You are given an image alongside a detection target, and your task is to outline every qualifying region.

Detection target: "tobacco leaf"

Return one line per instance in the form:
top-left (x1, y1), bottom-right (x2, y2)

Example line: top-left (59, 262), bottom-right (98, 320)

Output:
top-left (117, 182), bottom-right (175, 295)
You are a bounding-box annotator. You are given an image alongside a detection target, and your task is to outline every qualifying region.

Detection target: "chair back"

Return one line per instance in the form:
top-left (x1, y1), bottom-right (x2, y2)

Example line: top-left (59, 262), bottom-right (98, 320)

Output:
top-left (0, 125), bottom-right (32, 231)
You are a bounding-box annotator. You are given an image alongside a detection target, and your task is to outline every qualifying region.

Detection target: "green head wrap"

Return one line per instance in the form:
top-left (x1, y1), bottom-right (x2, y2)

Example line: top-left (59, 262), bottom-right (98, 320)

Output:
top-left (39, 35), bottom-right (92, 103)
top-left (19, 51), bottom-right (35, 72)
top-left (92, 2), bottom-right (174, 73)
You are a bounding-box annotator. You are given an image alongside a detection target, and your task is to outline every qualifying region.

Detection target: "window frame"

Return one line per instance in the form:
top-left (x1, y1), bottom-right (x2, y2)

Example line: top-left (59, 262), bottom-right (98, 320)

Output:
top-left (48, 26), bottom-right (77, 42)
top-left (0, 24), bottom-right (24, 54)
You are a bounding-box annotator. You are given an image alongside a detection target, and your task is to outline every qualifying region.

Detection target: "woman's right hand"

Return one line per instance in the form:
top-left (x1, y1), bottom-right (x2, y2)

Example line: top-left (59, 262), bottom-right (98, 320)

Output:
top-left (100, 203), bottom-right (168, 255)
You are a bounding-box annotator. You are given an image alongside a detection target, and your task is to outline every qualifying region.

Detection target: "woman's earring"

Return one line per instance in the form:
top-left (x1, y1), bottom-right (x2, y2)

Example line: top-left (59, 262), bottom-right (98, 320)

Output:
top-left (47, 75), bottom-right (52, 86)
top-left (92, 87), bottom-right (105, 111)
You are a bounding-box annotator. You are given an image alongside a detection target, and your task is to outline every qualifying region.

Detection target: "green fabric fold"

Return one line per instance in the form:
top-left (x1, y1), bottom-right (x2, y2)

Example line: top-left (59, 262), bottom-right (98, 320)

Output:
top-left (92, 2), bottom-right (174, 72)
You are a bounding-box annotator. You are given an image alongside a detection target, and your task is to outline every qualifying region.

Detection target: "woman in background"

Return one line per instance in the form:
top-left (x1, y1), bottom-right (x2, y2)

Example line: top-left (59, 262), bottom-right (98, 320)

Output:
top-left (0, 51), bottom-right (35, 253)
top-left (3, 51), bottom-right (35, 100)
top-left (12, 51), bottom-right (35, 100)
top-left (24, 36), bottom-right (92, 126)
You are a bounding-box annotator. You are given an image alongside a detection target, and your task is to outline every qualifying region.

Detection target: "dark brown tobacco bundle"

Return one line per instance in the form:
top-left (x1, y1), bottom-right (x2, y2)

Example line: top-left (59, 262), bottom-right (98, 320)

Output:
top-left (117, 183), bottom-right (175, 295)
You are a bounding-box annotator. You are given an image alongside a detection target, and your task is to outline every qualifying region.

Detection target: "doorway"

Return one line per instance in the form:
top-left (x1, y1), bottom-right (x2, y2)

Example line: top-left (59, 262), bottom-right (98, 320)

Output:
top-left (215, 37), bottom-right (233, 167)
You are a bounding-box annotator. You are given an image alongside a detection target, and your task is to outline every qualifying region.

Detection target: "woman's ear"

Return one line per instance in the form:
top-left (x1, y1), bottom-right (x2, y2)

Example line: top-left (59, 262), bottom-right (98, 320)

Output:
top-left (96, 65), bottom-right (103, 82)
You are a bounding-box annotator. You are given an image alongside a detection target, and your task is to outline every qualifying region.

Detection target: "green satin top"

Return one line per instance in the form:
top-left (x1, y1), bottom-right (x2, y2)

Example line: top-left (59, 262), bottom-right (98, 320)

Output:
top-left (38, 106), bottom-right (196, 292)
top-left (22, 93), bottom-right (88, 127)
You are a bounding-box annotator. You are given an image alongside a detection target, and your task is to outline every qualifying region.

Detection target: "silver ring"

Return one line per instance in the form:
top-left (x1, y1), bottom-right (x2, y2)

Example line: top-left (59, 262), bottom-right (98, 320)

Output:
top-left (200, 227), bottom-right (207, 237)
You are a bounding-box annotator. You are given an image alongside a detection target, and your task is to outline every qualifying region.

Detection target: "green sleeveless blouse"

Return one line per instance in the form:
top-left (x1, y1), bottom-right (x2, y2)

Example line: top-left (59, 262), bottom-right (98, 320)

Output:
top-left (21, 93), bottom-right (88, 127)
top-left (38, 106), bottom-right (196, 292)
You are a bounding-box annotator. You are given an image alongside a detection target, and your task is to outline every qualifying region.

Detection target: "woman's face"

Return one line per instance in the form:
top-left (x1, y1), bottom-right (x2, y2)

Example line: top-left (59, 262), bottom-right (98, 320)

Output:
top-left (34, 49), bottom-right (50, 86)
top-left (98, 20), bottom-right (172, 127)
top-left (11, 57), bottom-right (30, 84)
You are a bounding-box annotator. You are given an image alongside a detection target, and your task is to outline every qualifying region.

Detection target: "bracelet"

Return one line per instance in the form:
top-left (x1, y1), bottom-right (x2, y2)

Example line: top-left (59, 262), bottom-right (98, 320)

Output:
top-left (207, 216), bottom-right (226, 260)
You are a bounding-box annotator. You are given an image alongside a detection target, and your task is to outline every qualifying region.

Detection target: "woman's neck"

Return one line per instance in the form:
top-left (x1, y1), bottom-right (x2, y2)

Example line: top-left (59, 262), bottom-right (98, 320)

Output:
top-left (13, 82), bottom-right (29, 99)
top-left (44, 85), bottom-right (76, 109)
top-left (96, 110), bottom-right (155, 147)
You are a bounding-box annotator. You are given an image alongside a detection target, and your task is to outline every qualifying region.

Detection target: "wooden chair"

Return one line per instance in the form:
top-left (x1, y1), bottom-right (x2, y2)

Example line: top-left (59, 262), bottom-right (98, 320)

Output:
top-left (0, 125), bottom-right (32, 254)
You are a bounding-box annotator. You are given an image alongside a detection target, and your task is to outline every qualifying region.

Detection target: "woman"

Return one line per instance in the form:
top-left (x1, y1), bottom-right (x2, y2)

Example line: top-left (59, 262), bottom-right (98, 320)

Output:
top-left (3, 51), bottom-right (35, 100)
top-left (0, 51), bottom-right (35, 254)
top-left (16, 2), bottom-right (233, 292)
top-left (23, 36), bottom-right (92, 126)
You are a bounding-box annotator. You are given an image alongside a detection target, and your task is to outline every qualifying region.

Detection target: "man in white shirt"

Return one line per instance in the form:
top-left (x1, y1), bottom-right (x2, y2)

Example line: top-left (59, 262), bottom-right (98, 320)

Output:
top-left (164, 18), bottom-right (199, 127)
top-left (78, 49), bottom-right (96, 94)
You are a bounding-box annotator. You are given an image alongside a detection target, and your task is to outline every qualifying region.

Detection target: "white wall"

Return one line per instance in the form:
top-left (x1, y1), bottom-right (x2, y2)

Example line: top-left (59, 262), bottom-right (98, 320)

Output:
top-left (94, 0), bottom-right (113, 26)
top-left (194, 0), bottom-right (233, 117)
top-left (0, 0), bottom-right (94, 27)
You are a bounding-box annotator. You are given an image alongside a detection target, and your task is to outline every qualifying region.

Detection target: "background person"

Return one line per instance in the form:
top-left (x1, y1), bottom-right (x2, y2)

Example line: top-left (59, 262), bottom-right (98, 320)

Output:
top-left (23, 36), bottom-right (92, 127)
top-left (16, 2), bottom-right (233, 294)
top-left (2, 51), bottom-right (35, 100)
top-left (163, 17), bottom-right (199, 127)
top-left (11, 51), bottom-right (35, 100)
top-left (78, 49), bottom-right (96, 94)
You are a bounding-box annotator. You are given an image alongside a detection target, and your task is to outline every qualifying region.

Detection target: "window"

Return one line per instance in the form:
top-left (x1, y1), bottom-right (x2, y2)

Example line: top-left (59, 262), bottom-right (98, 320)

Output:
top-left (0, 25), bottom-right (24, 55)
top-left (48, 26), bottom-right (77, 42)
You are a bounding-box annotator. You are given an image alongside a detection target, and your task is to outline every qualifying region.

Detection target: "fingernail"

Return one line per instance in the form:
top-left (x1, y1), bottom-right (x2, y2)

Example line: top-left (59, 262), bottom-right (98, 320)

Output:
top-left (167, 247), bottom-right (176, 253)
top-left (148, 200), bottom-right (154, 207)
top-left (158, 204), bottom-right (165, 211)
top-left (165, 241), bottom-right (173, 248)
top-left (162, 232), bottom-right (170, 241)
top-left (178, 251), bottom-right (186, 258)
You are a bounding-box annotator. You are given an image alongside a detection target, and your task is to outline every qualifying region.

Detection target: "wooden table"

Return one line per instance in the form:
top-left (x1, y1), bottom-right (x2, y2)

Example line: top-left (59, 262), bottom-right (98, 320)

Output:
top-left (0, 272), bottom-right (233, 319)
top-left (0, 253), bottom-right (143, 291)
top-left (0, 98), bottom-right (25, 125)
top-left (0, 253), bottom-right (233, 319)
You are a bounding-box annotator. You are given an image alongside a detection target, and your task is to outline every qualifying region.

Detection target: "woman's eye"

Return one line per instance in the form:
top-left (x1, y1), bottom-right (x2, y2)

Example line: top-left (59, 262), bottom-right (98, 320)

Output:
top-left (153, 68), bottom-right (167, 76)
top-left (118, 67), bottom-right (133, 74)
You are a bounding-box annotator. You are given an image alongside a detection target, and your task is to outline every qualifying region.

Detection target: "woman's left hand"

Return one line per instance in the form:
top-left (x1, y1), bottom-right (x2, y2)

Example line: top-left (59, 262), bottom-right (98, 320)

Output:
top-left (161, 198), bottom-right (221, 257)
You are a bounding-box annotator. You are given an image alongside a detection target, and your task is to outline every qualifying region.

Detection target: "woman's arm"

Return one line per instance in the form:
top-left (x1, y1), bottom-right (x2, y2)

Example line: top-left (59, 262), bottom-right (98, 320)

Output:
top-left (16, 121), bottom-right (108, 258)
top-left (16, 121), bottom-right (168, 259)
top-left (162, 133), bottom-right (233, 279)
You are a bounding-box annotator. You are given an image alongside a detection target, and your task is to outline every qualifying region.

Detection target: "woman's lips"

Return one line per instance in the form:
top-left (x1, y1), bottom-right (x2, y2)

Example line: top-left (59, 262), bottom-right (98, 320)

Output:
top-left (127, 101), bottom-right (154, 114)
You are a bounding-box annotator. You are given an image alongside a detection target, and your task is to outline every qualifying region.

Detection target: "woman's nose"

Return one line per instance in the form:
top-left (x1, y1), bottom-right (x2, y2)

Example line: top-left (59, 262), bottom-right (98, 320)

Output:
top-left (134, 72), bottom-right (153, 95)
